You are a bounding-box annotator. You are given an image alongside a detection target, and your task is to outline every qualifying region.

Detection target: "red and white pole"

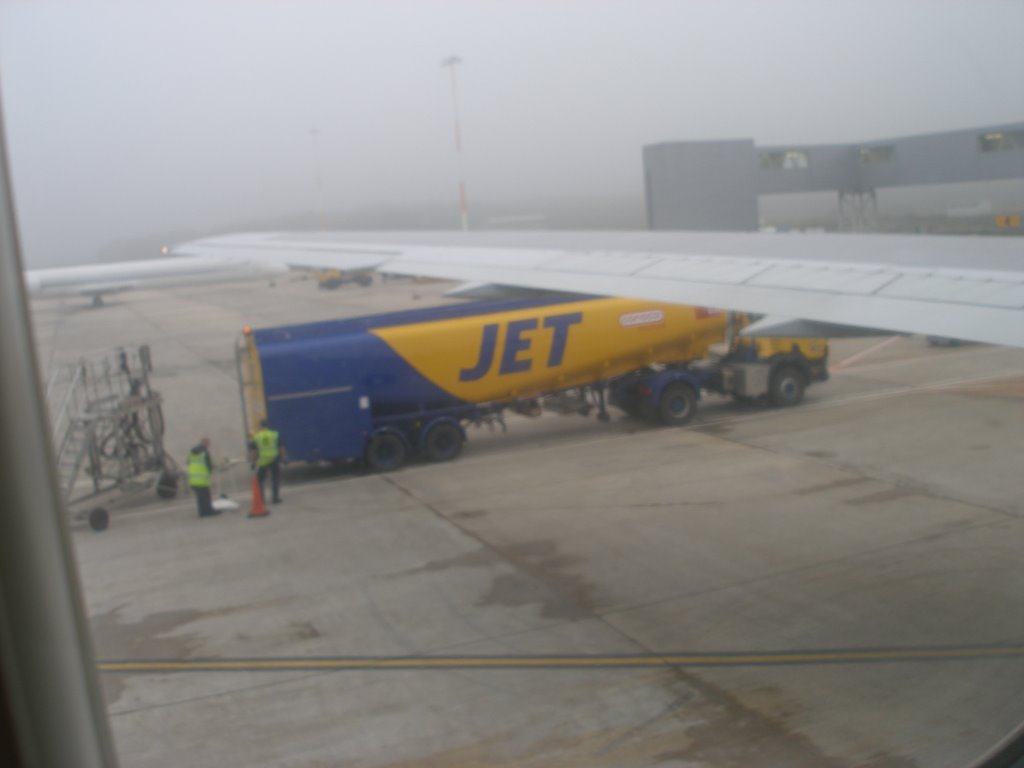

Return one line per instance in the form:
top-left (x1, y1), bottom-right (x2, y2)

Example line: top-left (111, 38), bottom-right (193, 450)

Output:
top-left (442, 56), bottom-right (469, 231)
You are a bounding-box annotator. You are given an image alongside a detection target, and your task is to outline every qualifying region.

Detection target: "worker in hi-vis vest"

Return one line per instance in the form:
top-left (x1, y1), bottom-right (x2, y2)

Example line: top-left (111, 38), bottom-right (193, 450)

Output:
top-left (187, 437), bottom-right (218, 518)
top-left (249, 419), bottom-right (287, 504)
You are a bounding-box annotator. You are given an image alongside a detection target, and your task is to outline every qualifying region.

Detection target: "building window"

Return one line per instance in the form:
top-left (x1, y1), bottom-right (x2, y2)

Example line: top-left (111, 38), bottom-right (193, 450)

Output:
top-left (978, 130), bottom-right (1024, 152)
top-left (760, 150), bottom-right (809, 170)
top-left (858, 145), bottom-right (894, 165)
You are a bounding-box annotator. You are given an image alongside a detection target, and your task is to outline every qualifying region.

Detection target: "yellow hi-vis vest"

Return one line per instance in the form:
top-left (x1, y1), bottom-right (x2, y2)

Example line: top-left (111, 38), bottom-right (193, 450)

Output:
top-left (187, 450), bottom-right (211, 488)
top-left (254, 428), bottom-right (280, 467)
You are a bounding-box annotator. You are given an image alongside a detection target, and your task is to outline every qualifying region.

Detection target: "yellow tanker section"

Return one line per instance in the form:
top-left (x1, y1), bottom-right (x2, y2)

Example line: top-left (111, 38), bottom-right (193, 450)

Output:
top-left (236, 328), bottom-right (267, 439)
top-left (372, 297), bottom-right (729, 404)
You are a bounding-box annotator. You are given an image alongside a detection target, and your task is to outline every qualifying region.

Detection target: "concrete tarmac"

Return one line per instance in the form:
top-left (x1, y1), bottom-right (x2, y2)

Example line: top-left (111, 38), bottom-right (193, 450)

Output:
top-left (32, 276), bottom-right (1024, 767)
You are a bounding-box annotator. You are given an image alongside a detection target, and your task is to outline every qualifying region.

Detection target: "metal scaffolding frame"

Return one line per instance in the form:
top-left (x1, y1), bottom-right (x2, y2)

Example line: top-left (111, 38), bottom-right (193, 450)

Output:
top-left (45, 345), bottom-right (179, 529)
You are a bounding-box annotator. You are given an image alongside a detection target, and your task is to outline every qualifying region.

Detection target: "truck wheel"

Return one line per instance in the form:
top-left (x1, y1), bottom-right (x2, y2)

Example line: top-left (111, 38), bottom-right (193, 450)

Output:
top-left (366, 433), bottom-right (407, 472)
top-left (424, 422), bottom-right (463, 462)
top-left (658, 383), bottom-right (697, 426)
top-left (88, 507), bottom-right (109, 532)
top-left (769, 365), bottom-right (806, 407)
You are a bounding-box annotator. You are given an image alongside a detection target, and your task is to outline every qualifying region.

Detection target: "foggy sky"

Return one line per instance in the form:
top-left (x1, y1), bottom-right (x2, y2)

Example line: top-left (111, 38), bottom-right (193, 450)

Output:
top-left (1, 1), bottom-right (1022, 267)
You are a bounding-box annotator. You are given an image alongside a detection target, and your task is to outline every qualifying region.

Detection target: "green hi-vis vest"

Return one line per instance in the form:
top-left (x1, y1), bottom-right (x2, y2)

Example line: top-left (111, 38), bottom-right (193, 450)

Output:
top-left (255, 429), bottom-right (280, 467)
top-left (187, 450), bottom-right (210, 488)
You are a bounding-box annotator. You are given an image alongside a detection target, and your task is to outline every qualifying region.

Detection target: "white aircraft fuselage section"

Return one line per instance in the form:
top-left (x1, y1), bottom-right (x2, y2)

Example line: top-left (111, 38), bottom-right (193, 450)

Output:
top-left (24, 255), bottom-right (287, 299)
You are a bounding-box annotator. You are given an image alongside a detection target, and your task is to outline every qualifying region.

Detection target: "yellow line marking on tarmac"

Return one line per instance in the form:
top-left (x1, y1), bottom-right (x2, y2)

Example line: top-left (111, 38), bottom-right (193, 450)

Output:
top-left (97, 644), bottom-right (1024, 674)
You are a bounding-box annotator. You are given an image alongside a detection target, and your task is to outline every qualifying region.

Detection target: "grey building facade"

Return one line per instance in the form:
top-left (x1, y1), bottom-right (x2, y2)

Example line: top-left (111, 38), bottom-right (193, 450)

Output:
top-left (644, 122), bottom-right (1024, 231)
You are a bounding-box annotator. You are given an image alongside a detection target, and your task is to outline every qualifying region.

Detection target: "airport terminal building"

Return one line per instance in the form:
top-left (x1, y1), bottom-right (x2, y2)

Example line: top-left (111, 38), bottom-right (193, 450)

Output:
top-left (643, 122), bottom-right (1024, 233)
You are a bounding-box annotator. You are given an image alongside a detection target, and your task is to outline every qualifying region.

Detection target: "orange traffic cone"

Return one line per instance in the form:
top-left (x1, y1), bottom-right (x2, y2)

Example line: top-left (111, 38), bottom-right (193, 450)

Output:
top-left (247, 473), bottom-right (269, 518)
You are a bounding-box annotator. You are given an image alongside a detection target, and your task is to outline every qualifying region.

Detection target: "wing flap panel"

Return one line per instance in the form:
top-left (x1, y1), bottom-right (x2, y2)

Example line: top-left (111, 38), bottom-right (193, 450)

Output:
top-left (748, 264), bottom-right (898, 294)
top-left (879, 275), bottom-right (1024, 308)
top-left (542, 252), bottom-right (661, 276)
top-left (637, 257), bottom-right (771, 284)
top-left (397, 246), bottom-right (558, 270)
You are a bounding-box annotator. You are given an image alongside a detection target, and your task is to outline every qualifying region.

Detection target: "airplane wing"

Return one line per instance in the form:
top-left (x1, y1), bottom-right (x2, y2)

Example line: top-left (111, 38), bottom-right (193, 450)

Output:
top-left (174, 230), bottom-right (1024, 348)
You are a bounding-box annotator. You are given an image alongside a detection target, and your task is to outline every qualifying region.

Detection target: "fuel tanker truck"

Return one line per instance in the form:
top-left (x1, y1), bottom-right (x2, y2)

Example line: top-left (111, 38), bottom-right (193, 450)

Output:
top-left (236, 296), bottom-right (828, 471)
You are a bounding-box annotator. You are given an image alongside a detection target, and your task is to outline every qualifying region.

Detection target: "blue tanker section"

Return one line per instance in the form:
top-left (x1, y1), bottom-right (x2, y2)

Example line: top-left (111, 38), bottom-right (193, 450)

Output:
top-left (257, 326), bottom-right (471, 462)
top-left (252, 295), bottom-right (599, 463)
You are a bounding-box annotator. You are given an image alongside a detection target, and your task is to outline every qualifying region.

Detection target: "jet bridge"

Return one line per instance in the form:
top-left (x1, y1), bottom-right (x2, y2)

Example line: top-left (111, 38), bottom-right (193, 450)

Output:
top-left (45, 345), bottom-right (179, 530)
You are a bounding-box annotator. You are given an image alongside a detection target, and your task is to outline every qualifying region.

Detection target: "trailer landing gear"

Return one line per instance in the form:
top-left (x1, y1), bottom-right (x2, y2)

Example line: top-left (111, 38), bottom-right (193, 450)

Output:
top-left (595, 385), bottom-right (610, 423)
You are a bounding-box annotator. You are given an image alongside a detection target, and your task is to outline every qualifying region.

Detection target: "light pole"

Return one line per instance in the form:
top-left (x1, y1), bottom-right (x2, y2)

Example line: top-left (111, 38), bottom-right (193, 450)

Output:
top-left (309, 128), bottom-right (326, 230)
top-left (441, 55), bottom-right (469, 231)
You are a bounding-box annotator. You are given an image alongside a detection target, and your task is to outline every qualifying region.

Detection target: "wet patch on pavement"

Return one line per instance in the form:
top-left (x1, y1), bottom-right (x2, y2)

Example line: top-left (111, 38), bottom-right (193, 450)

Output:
top-left (845, 487), bottom-right (927, 506)
top-left (394, 540), bottom-right (598, 620)
top-left (695, 421), bottom-right (735, 436)
top-left (804, 449), bottom-right (837, 460)
top-left (796, 476), bottom-right (871, 496)
top-left (289, 620), bottom-right (321, 640)
top-left (451, 509), bottom-right (488, 520)
top-left (396, 548), bottom-right (499, 576)
top-left (478, 540), bottom-right (597, 620)
top-left (90, 606), bottom-right (204, 706)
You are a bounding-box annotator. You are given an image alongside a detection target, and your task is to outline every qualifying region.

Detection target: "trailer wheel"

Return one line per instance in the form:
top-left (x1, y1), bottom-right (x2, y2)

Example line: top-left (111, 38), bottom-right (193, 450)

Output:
top-left (769, 365), bottom-right (806, 407)
top-left (88, 507), bottom-right (109, 532)
top-left (366, 432), bottom-right (407, 472)
top-left (156, 470), bottom-right (178, 499)
top-left (658, 383), bottom-right (697, 426)
top-left (424, 422), bottom-right (463, 462)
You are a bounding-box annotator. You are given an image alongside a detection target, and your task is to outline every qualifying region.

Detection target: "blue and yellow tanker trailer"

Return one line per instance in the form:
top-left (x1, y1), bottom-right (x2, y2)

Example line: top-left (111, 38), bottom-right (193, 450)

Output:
top-left (236, 296), bottom-right (827, 471)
